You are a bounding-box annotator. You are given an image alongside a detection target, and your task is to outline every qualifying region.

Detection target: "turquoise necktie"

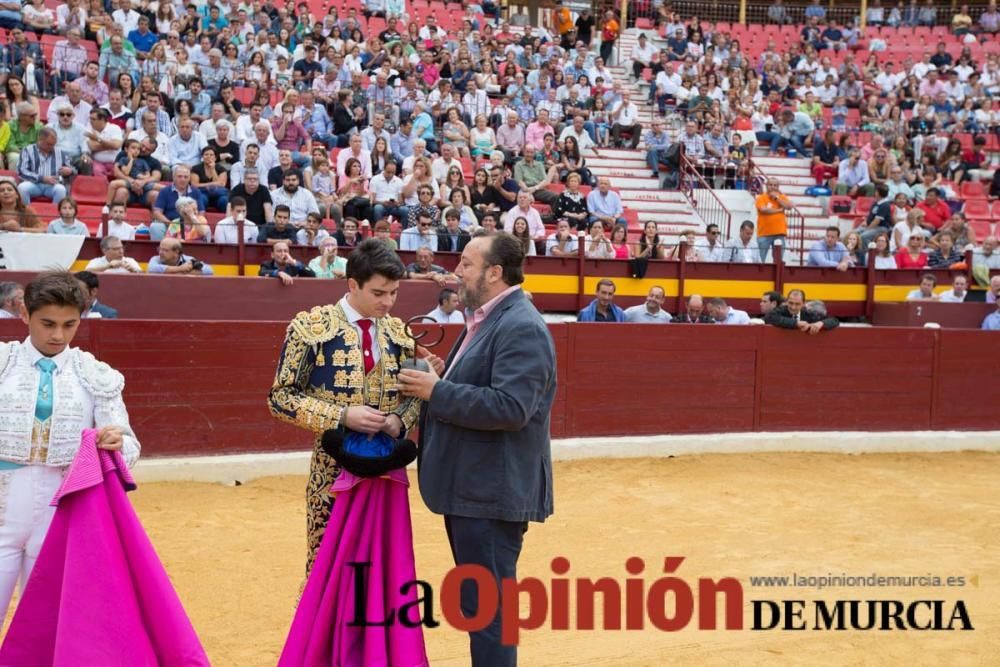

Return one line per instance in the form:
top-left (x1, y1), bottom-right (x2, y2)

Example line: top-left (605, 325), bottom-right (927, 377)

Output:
top-left (35, 358), bottom-right (56, 422)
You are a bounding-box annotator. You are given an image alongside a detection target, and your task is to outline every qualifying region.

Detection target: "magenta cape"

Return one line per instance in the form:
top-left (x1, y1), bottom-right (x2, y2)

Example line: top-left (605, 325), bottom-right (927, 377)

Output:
top-left (279, 468), bottom-right (429, 667)
top-left (0, 429), bottom-right (209, 667)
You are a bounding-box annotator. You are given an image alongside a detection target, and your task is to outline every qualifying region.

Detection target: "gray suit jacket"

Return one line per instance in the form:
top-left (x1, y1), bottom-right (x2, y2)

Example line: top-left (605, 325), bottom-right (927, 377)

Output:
top-left (418, 288), bottom-right (556, 523)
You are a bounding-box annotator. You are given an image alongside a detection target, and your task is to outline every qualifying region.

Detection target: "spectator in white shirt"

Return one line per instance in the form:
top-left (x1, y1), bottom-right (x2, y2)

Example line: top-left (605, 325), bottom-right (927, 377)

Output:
top-left (725, 220), bottom-right (760, 263)
top-left (937, 275), bottom-right (969, 303)
top-left (84, 235), bottom-right (142, 274)
top-left (558, 115), bottom-right (597, 154)
top-left (502, 191), bottom-right (546, 240)
top-left (399, 212), bottom-right (439, 251)
top-left (369, 161), bottom-right (407, 223)
top-left (545, 219), bottom-right (579, 257)
top-left (213, 196), bottom-right (259, 244)
top-left (269, 171), bottom-right (320, 226)
top-left (425, 288), bottom-right (466, 324)
top-left (610, 92), bottom-right (641, 149)
top-left (241, 121), bottom-right (280, 176)
top-left (98, 203), bottom-right (137, 240)
top-left (630, 33), bottom-right (657, 80)
top-left (83, 108), bottom-right (123, 179)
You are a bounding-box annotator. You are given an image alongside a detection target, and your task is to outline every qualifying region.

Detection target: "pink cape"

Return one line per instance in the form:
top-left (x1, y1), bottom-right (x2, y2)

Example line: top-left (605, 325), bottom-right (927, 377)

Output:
top-left (278, 468), bottom-right (429, 667)
top-left (0, 429), bottom-right (209, 667)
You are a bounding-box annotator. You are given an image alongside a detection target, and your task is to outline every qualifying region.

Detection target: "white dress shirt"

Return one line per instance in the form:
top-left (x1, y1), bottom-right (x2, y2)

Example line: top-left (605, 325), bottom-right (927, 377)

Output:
top-left (612, 101), bottom-right (639, 126)
top-left (426, 307), bottom-right (465, 324)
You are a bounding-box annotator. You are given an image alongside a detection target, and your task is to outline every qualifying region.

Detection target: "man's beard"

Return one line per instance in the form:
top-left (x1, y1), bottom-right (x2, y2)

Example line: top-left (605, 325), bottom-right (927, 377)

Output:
top-left (459, 273), bottom-right (488, 311)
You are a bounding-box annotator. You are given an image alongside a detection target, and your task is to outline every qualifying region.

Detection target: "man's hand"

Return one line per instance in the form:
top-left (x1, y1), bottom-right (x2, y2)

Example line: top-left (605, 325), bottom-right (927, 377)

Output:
top-left (343, 405), bottom-right (388, 434)
top-left (398, 365), bottom-right (440, 401)
top-left (278, 271), bottom-right (294, 286)
top-left (97, 425), bottom-right (124, 451)
top-left (806, 321), bottom-right (825, 335)
top-left (59, 166), bottom-right (74, 177)
top-left (796, 319), bottom-right (811, 332)
top-left (381, 413), bottom-right (403, 438)
top-left (42, 175), bottom-right (58, 185)
top-left (419, 351), bottom-right (446, 376)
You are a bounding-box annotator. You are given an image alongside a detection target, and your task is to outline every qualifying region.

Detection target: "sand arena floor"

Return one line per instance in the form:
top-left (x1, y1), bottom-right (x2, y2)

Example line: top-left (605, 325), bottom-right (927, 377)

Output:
top-left (22, 453), bottom-right (1000, 665)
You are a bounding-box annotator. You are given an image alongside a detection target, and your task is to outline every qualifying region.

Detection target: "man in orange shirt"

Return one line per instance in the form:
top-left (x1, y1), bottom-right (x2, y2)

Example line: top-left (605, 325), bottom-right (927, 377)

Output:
top-left (755, 178), bottom-right (793, 262)
top-left (600, 10), bottom-right (620, 65)
top-left (551, 0), bottom-right (576, 49)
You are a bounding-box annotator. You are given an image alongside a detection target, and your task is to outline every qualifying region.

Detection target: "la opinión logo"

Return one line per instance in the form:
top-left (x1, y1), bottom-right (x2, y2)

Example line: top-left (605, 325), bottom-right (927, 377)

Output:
top-left (348, 556), bottom-right (973, 645)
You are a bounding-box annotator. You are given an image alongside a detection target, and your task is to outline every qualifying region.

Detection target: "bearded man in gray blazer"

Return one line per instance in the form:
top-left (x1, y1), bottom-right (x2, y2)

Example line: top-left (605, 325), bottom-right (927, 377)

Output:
top-left (399, 232), bottom-right (556, 666)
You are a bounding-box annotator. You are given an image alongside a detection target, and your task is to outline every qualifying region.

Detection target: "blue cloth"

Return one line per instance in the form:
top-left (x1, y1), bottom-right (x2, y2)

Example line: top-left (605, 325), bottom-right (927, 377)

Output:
top-left (343, 431), bottom-right (394, 458)
top-left (983, 311), bottom-right (1000, 331)
top-left (577, 299), bottom-right (625, 322)
top-left (127, 29), bottom-right (158, 55)
top-left (807, 240), bottom-right (848, 267)
top-left (153, 186), bottom-right (206, 221)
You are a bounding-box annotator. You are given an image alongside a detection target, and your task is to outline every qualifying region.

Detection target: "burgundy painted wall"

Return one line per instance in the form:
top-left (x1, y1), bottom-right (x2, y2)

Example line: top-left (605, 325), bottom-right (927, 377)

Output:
top-left (0, 320), bottom-right (994, 458)
top-left (0, 271), bottom-right (446, 322)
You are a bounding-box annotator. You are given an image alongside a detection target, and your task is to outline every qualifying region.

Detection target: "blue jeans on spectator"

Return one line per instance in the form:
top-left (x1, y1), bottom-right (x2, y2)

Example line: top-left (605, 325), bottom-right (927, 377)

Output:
top-left (755, 131), bottom-right (777, 145)
top-left (583, 121), bottom-right (597, 144)
top-left (859, 226), bottom-right (887, 246)
top-left (372, 204), bottom-right (409, 223)
top-left (655, 93), bottom-right (676, 115)
top-left (0, 11), bottom-right (21, 28)
top-left (770, 133), bottom-right (809, 156)
top-left (311, 133), bottom-right (338, 149)
top-left (18, 181), bottom-right (66, 206)
top-left (290, 152), bottom-right (311, 168)
top-left (589, 214), bottom-right (627, 228)
top-left (201, 186), bottom-right (228, 212)
top-left (758, 234), bottom-right (786, 262)
top-left (647, 149), bottom-right (671, 176)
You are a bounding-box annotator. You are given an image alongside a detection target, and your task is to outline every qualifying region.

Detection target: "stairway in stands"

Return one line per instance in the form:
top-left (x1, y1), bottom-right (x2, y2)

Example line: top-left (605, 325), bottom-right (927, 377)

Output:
top-left (598, 36), bottom-right (709, 240)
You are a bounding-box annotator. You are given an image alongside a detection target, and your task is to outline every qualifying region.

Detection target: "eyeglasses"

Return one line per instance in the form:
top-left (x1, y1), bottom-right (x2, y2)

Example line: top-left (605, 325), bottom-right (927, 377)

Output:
top-left (419, 223), bottom-right (431, 228)
top-left (59, 112), bottom-right (74, 117)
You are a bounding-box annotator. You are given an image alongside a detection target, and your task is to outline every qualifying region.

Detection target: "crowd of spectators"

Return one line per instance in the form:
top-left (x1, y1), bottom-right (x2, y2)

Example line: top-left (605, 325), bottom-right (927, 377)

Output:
top-left (0, 0), bottom-right (997, 298)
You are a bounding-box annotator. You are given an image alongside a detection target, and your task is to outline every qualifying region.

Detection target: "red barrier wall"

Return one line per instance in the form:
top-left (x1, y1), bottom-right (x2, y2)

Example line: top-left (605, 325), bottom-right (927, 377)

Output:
top-left (0, 320), bottom-right (995, 457)
top-left (0, 271), bottom-right (446, 322)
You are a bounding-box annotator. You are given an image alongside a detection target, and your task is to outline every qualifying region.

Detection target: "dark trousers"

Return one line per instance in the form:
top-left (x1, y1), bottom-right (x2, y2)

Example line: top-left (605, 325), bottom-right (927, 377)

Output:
top-left (600, 40), bottom-right (614, 65)
top-left (445, 515), bottom-right (527, 667)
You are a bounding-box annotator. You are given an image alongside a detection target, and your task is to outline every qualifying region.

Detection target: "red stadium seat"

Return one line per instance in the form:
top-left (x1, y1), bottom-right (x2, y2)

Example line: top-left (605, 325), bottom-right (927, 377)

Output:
top-left (854, 196), bottom-right (875, 217)
top-left (32, 202), bottom-right (59, 221)
top-left (960, 181), bottom-right (986, 199)
top-left (968, 220), bottom-right (993, 240)
top-left (828, 195), bottom-right (854, 216)
top-left (70, 175), bottom-right (110, 205)
top-left (77, 205), bottom-right (106, 234)
top-left (963, 198), bottom-right (991, 222)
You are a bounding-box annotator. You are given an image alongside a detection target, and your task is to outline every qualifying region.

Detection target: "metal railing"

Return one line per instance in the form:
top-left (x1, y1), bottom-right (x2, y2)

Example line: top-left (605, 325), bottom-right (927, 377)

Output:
top-left (680, 154), bottom-right (735, 242)
top-left (626, 1), bottom-right (995, 27)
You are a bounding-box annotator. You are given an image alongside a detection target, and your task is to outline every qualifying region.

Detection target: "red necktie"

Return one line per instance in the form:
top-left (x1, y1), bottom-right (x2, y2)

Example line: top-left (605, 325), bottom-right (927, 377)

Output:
top-left (357, 319), bottom-right (374, 374)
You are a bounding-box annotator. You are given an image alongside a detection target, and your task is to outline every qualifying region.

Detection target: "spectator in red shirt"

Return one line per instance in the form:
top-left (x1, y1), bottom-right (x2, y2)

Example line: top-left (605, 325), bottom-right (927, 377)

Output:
top-left (895, 234), bottom-right (929, 269)
top-left (960, 136), bottom-right (988, 182)
top-left (915, 188), bottom-right (951, 234)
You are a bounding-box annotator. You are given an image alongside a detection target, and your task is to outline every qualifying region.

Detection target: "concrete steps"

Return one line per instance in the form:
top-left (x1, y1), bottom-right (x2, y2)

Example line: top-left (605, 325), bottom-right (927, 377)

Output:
top-left (573, 38), bottom-right (715, 240)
